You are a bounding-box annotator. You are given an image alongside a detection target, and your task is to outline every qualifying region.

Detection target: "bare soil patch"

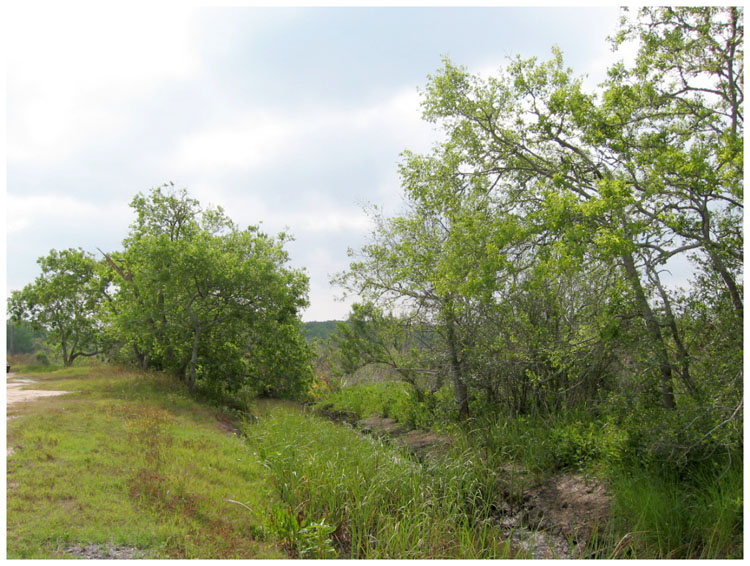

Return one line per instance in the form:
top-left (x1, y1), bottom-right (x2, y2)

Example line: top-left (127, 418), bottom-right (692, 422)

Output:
top-left (7, 374), bottom-right (70, 412)
top-left (357, 416), bottom-right (451, 459)
top-left (64, 543), bottom-right (146, 559)
top-left (7, 382), bottom-right (69, 406)
top-left (7, 373), bottom-right (70, 456)
top-left (521, 472), bottom-right (610, 546)
top-left (315, 403), bottom-right (358, 425)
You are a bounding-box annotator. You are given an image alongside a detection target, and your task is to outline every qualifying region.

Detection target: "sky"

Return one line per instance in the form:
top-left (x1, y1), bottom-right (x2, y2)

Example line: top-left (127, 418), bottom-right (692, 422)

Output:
top-left (5, 4), bottom-right (630, 321)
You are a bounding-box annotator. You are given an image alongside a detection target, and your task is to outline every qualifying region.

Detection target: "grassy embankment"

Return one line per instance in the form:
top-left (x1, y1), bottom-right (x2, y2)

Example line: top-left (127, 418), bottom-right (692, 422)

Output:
top-left (7, 363), bottom-right (284, 559)
top-left (6, 363), bottom-right (521, 559)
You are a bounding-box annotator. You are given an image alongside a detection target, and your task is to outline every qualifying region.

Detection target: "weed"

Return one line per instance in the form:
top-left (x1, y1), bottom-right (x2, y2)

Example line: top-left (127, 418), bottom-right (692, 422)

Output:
top-left (265, 504), bottom-right (338, 558)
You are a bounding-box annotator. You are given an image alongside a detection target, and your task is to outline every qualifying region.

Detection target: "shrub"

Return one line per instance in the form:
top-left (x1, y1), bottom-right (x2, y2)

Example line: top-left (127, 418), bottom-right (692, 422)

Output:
top-left (547, 419), bottom-right (626, 471)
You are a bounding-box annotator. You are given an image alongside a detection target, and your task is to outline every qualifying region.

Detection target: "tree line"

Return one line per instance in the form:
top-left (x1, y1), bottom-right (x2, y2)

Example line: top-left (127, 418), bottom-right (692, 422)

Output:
top-left (7, 8), bottom-right (742, 465)
top-left (9, 185), bottom-right (313, 399)
top-left (329, 7), bottom-right (742, 463)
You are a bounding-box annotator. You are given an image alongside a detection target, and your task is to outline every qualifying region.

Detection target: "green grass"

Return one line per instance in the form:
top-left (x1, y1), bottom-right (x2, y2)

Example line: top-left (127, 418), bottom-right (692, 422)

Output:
top-left (312, 380), bottom-right (460, 430)
top-left (9, 364), bottom-right (741, 559)
top-left (7, 366), bottom-right (285, 559)
top-left (313, 381), bottom-right (744, 559)
top-left (243, 401), bottom-right (520, 559)
top-left (451, 410), bottom-right (743, 559)
top-left (313, 380), bottom-right (412, 421)
top-left (606, 462), bottom-right (743, 558)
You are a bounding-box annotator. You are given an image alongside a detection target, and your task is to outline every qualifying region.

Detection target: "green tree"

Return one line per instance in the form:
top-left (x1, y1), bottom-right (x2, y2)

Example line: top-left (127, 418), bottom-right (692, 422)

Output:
top-left (416, 36), bottom-right (740, 408)
top-left (612, 8), bottom-right (743, 320)
top-left (336, 156), bottom-right (511, 418)
top-left (329, 303), bottom-right (439, 396)
top-left (6, 320), bottom-right (48, 355)
top-left (339, 7), bottom-right (741, 422)
top-left (8, 248), bottom-right (103, 366)
top-left (101, 185), bottom-right (313, 396)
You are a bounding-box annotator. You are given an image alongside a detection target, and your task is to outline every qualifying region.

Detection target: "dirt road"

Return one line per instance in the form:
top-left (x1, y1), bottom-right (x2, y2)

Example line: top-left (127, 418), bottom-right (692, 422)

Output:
top-left (7, 373), bottom-right (69, 456)
top-left (7, 373), bottom-right (69, 410)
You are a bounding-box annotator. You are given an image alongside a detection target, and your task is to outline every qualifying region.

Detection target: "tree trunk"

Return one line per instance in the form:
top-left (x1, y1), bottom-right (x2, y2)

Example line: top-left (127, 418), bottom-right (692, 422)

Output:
top-left (444, 304), bottom-right (470, 419)
top-left (61, 338), bottom-right (71, 367)
top-left (698, 207), bottom-right (743, 319)
top-left (133, 345), bottom-right (148, 369)
top-left (621, 251), bottom-right (676, 410)
top-left (648, 266), bottom-right (700, 399)
top-left (708, 248), bottom-right (743, 319)
top-left (186, 328), bottom-right (202, 392)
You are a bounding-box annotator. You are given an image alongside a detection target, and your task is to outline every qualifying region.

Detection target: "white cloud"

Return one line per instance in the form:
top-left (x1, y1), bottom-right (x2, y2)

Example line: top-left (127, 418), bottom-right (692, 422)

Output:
top-left (202, 190), bottom-right (373, 236)
top-left (6, 193), bottom-right (133, 294)
top-left (580, 27), bottom-right (639, 91)
top-left (7, 4), bottom-right (198, 164)
top-left (302, 283), bottom-right (354, 322)
top-left (6, 193), bottom-right (130, 237)
top-left (169, 87), bottom-right (436, 175)
top-left (298, 247), bottom-right (356, 322)
top-left (170, 114), bottom-right (298, 172)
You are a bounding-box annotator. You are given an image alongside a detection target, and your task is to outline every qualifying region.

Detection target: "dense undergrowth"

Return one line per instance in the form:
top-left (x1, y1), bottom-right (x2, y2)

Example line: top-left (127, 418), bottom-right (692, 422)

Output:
top-left (311, 379), bottom-right (743, 559)
top-left (243, 400), bottom-right (516, 559)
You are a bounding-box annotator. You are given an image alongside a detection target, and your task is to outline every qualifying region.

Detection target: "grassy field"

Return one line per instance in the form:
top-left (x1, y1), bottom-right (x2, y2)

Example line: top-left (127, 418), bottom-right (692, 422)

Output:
top-left (7, 364), bottom-right (741, 559)
top-left (6, 365), bottom-right (520, 559)
top-left (7, 365), bottom-right (285, 559)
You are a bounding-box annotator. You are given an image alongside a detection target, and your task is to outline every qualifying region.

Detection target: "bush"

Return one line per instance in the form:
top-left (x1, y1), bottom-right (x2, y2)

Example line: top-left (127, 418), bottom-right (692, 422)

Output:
top-left (313, 381), bottom-right (411, 421)
top-left (548, 419), bottom-right (627, 472)
top-left (35, 352), bottom-right (50, 366)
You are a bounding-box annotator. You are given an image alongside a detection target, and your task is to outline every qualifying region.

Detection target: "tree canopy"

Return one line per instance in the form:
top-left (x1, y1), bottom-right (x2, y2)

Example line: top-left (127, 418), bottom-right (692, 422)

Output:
top-left (9, 248), bottom-right (103, 367)
top-left (335, 7), bottom-right (742, 460)
top-left (10, 184), bottom-right (313, 399)
top-left (98, 184), bottom-right (313, 397)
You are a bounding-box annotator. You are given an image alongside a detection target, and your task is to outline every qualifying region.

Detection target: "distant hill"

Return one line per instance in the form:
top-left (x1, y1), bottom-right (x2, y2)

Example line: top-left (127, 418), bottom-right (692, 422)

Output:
top-left (302, 320), bottom-right (342, 342)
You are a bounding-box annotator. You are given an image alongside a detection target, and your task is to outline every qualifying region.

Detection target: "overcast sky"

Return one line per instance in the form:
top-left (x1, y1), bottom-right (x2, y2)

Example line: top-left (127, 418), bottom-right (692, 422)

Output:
top-left (5, 4), bottom-right (628, 321)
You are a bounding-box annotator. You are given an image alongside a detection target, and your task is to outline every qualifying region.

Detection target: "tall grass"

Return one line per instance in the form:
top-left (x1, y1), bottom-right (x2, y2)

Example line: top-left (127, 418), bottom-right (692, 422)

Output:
top-left (313, 380), bottom-right (458, 429)
top-left (313, 381), bottom-right (411, 420)
top-left (313, 379), bottom-right (744, 559)
top-left (242, 401), bottom-right (518, 558)
top-left (607, 460), bottom-right (743, 558)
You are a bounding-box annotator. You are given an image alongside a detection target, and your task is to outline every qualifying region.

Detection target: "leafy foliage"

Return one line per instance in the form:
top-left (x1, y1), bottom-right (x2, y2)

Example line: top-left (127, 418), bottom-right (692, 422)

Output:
top-left (9, 248), bottom-right (104, 366)
top-left (302, 320), bottom-right (341, 342)
top-left (100, 184), bottom-right (314, 397)
top-left (9, 184), bottom-right (313, 399)
top-left (333, 8), bottom-right (743, 469)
